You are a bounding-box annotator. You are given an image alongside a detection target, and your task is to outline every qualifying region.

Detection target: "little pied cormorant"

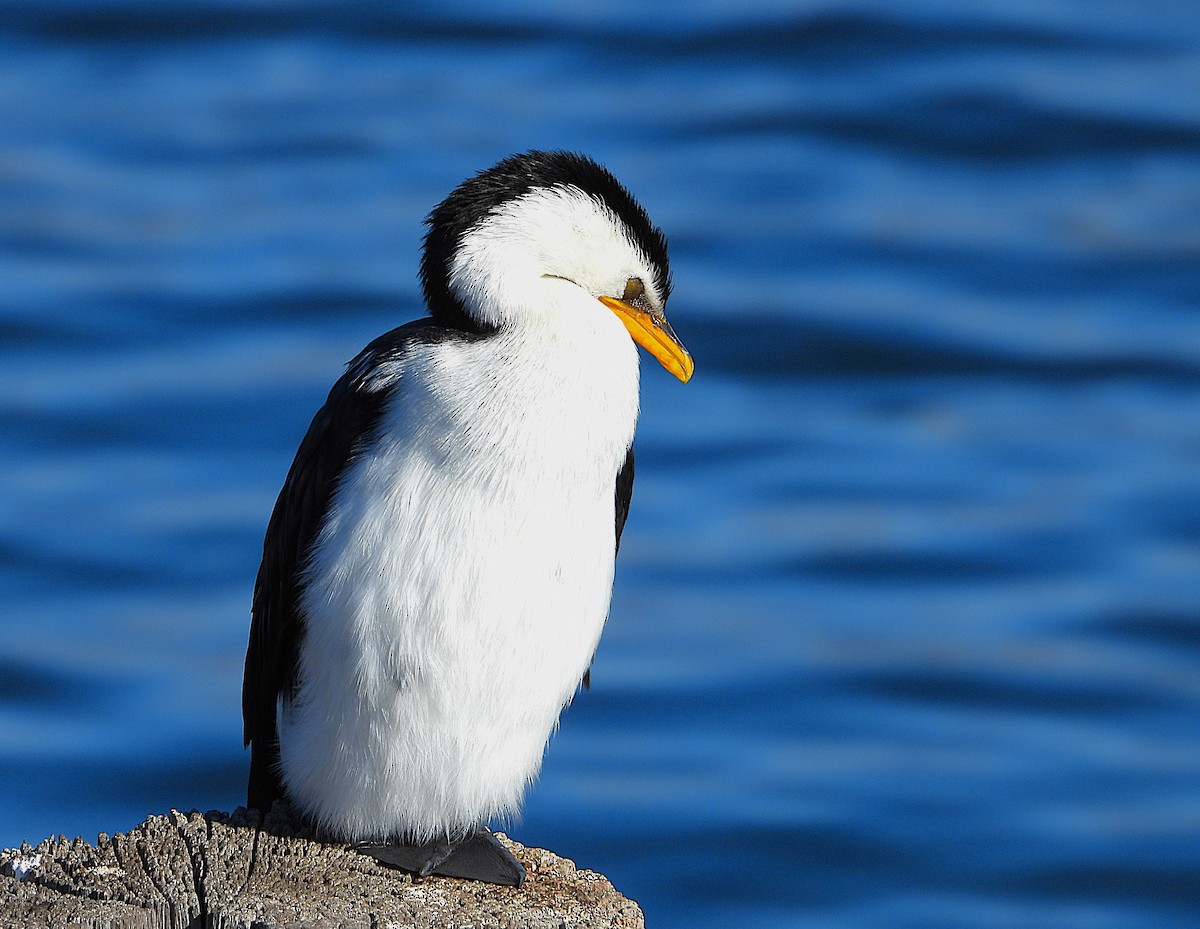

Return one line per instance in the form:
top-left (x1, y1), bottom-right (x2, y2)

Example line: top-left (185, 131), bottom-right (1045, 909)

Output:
top-left (242, 150), bottom-right (692, 887)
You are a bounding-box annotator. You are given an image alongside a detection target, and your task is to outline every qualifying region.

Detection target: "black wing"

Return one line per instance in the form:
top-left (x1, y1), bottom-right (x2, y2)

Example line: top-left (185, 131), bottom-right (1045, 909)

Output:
top-left (242, 320), bottom-right (456, 812)
top-left (582, 445), bottom-right (635, 692)
top-left (614, 445), bottom-right (635, 555)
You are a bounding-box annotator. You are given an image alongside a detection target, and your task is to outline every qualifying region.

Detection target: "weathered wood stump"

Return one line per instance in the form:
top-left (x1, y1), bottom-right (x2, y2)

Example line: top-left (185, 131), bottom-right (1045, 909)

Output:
top-left (0, 806), bottom-right (644, 928)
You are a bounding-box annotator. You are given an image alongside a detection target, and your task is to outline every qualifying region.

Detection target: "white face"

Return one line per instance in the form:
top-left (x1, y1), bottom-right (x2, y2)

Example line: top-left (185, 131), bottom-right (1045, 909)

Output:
top-left (446, 185), bottom-right (665, 330)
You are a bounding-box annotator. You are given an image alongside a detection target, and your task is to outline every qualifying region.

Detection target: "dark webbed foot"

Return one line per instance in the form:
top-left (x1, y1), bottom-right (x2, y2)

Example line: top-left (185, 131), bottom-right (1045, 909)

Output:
top-left (357, 827), bottom-right (525, 888)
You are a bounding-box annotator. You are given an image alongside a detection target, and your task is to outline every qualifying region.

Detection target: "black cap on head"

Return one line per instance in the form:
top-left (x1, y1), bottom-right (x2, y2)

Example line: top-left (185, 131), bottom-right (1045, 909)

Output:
top-left (420, 151), bottom-right (671, 331)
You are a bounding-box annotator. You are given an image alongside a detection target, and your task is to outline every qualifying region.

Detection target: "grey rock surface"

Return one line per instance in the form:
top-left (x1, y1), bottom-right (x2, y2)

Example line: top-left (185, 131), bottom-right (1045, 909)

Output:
top-left (0, 807), bottom-right (644, 929)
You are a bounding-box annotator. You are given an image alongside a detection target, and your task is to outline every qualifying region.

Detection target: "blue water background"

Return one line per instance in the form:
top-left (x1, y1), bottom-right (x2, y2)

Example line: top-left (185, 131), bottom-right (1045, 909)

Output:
top-left (2, 2), bottom-right (1199, 926)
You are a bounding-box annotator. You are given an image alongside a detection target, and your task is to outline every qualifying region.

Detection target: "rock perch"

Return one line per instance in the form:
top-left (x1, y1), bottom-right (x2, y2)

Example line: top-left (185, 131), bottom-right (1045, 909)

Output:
top-left (0, 806), bottom-right (644, 928)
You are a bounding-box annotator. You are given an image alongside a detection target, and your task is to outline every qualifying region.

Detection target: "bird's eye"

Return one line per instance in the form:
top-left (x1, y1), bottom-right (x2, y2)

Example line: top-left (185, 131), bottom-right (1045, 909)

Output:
top-left (622, 278), bottom-right (645, 303)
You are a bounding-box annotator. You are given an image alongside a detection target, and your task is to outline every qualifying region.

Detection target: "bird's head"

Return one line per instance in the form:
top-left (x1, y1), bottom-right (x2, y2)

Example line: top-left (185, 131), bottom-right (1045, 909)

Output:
top-left (420, 151), bottom-right (693, 383)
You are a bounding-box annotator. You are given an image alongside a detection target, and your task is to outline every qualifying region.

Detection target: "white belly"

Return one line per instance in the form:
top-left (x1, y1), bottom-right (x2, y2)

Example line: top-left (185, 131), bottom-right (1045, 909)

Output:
top-left (277, 326), bottom-right (638, 842)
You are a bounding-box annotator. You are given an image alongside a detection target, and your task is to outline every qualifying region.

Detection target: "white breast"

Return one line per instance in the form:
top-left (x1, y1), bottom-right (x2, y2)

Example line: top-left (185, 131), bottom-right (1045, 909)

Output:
top-left (277, 302), bottom-right (640, 843)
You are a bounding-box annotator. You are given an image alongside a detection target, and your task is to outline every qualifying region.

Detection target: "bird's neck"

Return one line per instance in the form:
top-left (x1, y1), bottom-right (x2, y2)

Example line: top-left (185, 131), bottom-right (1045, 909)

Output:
top-left (410, 312), bottom-right (640, 481)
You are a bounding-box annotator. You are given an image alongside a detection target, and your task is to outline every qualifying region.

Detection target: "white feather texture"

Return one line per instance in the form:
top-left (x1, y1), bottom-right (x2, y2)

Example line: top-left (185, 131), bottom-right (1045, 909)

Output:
top-left (276, 187), bottom-right (655, 842)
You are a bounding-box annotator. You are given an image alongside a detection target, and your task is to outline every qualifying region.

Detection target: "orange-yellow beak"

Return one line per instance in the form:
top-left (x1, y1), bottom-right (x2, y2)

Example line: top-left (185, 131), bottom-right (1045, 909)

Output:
top-left (598, 296), bottom-right (694, 383)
